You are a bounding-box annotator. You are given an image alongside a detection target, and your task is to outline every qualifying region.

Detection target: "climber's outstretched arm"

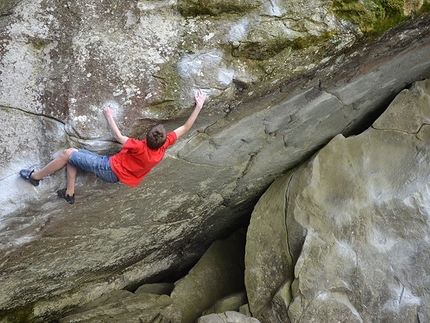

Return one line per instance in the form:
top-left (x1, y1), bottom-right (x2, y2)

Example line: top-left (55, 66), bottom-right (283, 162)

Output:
top-left (103, 107), bottom-right (129, 145)
top-left (174, 90), bottom-right (207, 138)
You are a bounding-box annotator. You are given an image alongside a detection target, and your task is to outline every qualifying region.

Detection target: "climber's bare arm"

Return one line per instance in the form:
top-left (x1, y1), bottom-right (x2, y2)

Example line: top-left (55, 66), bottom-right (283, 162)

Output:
top-left (103, 107), bottom-right (129, 145)
top-left (174, 90), bottom-right (207, 138)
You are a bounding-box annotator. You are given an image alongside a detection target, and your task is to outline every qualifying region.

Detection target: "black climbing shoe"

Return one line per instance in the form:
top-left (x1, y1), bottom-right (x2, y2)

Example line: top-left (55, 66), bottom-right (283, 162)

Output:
top-left (57, 188), bottom-right (75, 205)
top-left (20, 169), bottom-right (40, 186)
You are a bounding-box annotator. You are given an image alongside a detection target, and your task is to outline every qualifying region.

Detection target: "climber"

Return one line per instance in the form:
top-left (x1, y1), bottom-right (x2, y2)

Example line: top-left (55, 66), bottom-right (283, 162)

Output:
top-left (19, 90), bottom-right (207, 204)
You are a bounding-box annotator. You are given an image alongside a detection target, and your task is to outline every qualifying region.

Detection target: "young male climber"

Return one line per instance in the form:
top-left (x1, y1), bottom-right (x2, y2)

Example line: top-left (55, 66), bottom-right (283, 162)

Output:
top-left (20, 90), bottom-right (207, 204)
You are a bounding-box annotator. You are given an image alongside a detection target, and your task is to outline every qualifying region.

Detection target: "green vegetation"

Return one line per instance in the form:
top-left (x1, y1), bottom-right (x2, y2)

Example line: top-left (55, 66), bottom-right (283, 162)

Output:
top-left (0, 305), bottom-right (34, 323)
top-left (30, 39), bottom-right (51, 51)
top-left (417, 1), bottom-right (430, 15)
top-left (178, 0), bottom-right (259, 17)
top-left (291, 31), bottom-right (335, 50)
top-left (332, 0), bottom-right (412, 35)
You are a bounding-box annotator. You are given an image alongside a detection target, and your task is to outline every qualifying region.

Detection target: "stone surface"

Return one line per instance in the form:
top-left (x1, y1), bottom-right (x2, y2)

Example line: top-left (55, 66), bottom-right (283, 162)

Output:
top-left (0, 0), bottom-right (430, 322)
top-left (168, 230), bottom-right (246, 323)
top-left (245, 79), bottom-right (430, 322)
top-left (59, 230), bottom-right (246, 323)
top-left (244, 172), bottom-right (294, 320)
top-left (135, 282), bottom-right (174, 296)
top-left (59, 290), bottom-right (172, 323)
top-left (288, 80), bottom-right (430, 322)
top-left (197, 311), bottom-right (261, 323)
top-left (203, 291), bottom-right (248, 316)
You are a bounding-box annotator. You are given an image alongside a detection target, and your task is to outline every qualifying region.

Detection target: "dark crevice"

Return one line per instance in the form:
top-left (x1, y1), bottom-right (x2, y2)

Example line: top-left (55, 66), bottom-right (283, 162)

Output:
top-left (343, 88), bottom-right (410, 137)
top-left (0, 105), bottom-right (65, 125)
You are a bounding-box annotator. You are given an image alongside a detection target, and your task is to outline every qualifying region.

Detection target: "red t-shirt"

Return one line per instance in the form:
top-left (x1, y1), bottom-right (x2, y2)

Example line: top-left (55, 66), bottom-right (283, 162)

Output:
top-left (110, 132), bottom-right (177, 187)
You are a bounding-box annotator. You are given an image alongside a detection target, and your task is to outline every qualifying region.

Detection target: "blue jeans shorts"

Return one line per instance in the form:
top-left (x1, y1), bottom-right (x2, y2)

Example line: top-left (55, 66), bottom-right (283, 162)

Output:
top-left (69, 149), bottom-right (119, 183)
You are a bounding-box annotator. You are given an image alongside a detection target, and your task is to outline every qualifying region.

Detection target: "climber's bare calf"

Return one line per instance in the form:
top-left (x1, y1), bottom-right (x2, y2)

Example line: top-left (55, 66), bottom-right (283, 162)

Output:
top-left (20, 148), bottom-right (78, 203)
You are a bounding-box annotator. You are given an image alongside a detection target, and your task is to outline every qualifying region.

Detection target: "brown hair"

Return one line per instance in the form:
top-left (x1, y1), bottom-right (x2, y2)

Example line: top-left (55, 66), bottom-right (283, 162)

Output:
top-left (146, 124), bottom-right (166, 150)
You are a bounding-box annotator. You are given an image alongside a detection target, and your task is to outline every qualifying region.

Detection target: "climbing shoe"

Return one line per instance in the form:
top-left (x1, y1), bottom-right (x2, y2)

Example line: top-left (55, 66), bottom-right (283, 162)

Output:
top-left (20, 169), bottom-right (40, 186)
top-left (57, 188), bottom-right (75, 205)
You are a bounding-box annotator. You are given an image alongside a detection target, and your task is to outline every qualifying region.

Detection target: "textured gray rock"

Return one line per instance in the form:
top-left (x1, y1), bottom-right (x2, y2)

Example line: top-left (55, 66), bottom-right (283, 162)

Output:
top-left (135, 283), bottom-right (174, 296)
top-left (59, 230), bottom-right (246, 323)
top-left (59, 290), bottom-right (172, 323)
top-left (245, 79), bottom-right (430, 322)
top-left (244, 172), bottom-right (294, 321)
top-left (1, 0), bottom-right (430, 321)
top-left (203, 291), bottom-right (248, 316)
top-left (288, 79), bottom-right (430, 322)
top-left (168, 230), bottom-right (246, 322)
top-left (197, 311), bottom-right (260, 323)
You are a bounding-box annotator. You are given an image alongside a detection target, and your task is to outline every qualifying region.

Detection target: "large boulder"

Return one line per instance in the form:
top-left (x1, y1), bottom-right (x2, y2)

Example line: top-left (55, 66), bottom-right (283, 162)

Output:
top-left (245, 79), bottom-right (430, 322)
top-left (168, 230), bottom-right (246, 323)
top-left (1, 0), bottom-right (430, 321)
top-left (197, 311), bottom-right (260, 323)
top-left (244, 172), bottom-right (294, 322)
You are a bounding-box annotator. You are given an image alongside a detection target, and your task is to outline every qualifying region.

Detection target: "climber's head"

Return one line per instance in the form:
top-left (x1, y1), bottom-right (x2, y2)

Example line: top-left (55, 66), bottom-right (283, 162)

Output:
top-left (146, 124), bottom-right (167, 150)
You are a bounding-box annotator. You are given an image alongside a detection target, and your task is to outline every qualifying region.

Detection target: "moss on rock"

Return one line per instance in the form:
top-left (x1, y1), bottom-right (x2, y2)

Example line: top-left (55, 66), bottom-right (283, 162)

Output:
top-left (231, 20), bottom-right (336, 61)
top-left (178, 0), bottom-right (263, 16)
top-left (0, 305), bottom-right (34, 323)
top-left (332, 0), bottom-right (415, 35)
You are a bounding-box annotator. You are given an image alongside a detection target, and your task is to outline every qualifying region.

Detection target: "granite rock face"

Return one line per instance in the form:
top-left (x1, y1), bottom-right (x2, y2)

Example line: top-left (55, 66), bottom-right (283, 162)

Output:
top-left (245, 79), bottom-right (430, 322)
top-left (0, 0), bottom-right (430, 321)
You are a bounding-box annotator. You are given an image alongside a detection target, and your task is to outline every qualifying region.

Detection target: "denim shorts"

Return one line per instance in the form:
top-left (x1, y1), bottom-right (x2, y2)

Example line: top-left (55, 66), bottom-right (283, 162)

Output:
top-left (69, 149), bottom-right (119, 183)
